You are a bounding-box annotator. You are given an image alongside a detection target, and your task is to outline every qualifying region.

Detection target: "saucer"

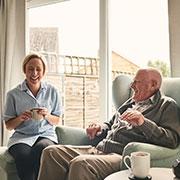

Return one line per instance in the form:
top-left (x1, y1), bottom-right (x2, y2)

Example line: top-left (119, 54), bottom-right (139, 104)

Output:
top-left (128, 174), bottom-right (152, 180)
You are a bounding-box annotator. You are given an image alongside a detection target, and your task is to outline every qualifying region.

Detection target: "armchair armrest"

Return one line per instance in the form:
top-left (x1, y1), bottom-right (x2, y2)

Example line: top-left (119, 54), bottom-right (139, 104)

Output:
top-left (121, 142), bottom-right (180, 170)
top-left (55, 125), bottom-right (106, 146)
top-left (0, 146), bottom-right (19, 180)
top-left (55, 125), bottom-right (91, 145)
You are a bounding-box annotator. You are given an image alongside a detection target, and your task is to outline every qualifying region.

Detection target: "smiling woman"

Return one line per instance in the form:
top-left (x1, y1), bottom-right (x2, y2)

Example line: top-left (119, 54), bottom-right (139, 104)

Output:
top-left (23, 54), bottom-right (46, 97)
top-left (2, 53), bottom-right (63, 180)
top-left (22, 54), bottom-right (46, 96)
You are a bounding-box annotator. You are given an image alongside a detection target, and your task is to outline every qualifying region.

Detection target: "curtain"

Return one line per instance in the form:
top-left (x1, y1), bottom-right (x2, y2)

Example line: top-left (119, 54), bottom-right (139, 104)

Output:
top-left (0, 0), bottom-right (25, 146)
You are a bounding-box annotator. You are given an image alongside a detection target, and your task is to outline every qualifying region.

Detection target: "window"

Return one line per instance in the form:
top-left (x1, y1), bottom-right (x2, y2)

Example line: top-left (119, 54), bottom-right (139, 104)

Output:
top-left (28, 0), bottom-right (100, 128)
top-left (27, 0), bottom-right (170, 129)
top-left (110, 0), bottom-right (170, 78)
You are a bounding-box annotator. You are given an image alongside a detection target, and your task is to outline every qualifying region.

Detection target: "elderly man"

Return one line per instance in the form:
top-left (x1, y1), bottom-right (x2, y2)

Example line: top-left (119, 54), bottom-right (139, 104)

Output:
top-left (38, 68), bottom-right (180, 180)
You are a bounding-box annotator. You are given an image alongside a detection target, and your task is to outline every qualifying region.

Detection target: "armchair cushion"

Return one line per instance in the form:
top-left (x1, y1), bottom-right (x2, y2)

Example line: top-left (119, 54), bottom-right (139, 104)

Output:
top-left (112, 74), bottom-right (132, 108)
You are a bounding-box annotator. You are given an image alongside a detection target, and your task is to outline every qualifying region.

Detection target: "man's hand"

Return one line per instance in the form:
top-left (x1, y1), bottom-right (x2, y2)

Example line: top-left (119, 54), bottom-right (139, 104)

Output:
top-left (120, 109), bottom-right (145, 126)
top-left (86, 123), bottom-right (101, 139)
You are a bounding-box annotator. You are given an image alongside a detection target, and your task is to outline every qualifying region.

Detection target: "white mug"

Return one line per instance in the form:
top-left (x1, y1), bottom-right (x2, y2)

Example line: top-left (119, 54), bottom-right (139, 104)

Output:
top-left (123, 151), bottom-right (150, 178)
top-left (31, 108), bottom-right (44, 120)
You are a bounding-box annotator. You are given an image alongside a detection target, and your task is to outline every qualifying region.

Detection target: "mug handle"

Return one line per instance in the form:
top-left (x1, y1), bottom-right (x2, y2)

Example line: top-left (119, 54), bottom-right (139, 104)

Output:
top-left (123, 155), bottom-right (131, 170)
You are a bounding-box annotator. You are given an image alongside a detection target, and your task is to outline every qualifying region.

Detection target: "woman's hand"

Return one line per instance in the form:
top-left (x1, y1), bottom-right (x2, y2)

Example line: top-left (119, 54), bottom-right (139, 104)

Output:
top-left (35, 107), bottom-right (60, 125)
top-left (37, 107), bottom-right (49, 118)
top-left (5, 110), bottom-right (32, 130)
top-left (18, 111), bottom-right (32, 122)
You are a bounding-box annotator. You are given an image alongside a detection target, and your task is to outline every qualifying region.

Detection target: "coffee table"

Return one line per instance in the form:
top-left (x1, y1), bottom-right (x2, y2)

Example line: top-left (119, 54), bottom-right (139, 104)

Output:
top-left (104, 167), bottom-right (179, 180)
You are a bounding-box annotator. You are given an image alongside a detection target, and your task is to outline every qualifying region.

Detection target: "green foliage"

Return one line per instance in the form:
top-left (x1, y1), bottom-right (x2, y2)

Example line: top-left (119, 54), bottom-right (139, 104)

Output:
top-left (147, 60), bottom-right (170, 77)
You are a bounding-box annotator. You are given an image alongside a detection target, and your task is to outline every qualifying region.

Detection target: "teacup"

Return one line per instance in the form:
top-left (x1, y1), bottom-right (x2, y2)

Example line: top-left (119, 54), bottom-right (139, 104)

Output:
top-left (123, 151), bottom-right (150, 178)
top-left (30, 108), bottom-right (44, 120)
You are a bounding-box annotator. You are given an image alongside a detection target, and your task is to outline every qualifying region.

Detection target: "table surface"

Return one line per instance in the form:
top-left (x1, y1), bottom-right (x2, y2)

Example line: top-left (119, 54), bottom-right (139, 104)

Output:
top-left (104, 167), bottom-right (179, 180)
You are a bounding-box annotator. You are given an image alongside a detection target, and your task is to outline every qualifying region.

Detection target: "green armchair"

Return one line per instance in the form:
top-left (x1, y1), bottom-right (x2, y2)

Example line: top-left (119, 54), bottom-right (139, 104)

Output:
top-left (0, 74), bottom-right (180, 179)
top-left (56, 74), bottom-right (180, 170)
top-left (113, 74), bottom-right (180, 169)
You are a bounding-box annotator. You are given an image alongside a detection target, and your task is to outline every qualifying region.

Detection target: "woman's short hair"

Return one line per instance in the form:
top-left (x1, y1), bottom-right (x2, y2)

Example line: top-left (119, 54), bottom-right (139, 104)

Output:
top-left (22, 53), bottom-right (47, 74)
